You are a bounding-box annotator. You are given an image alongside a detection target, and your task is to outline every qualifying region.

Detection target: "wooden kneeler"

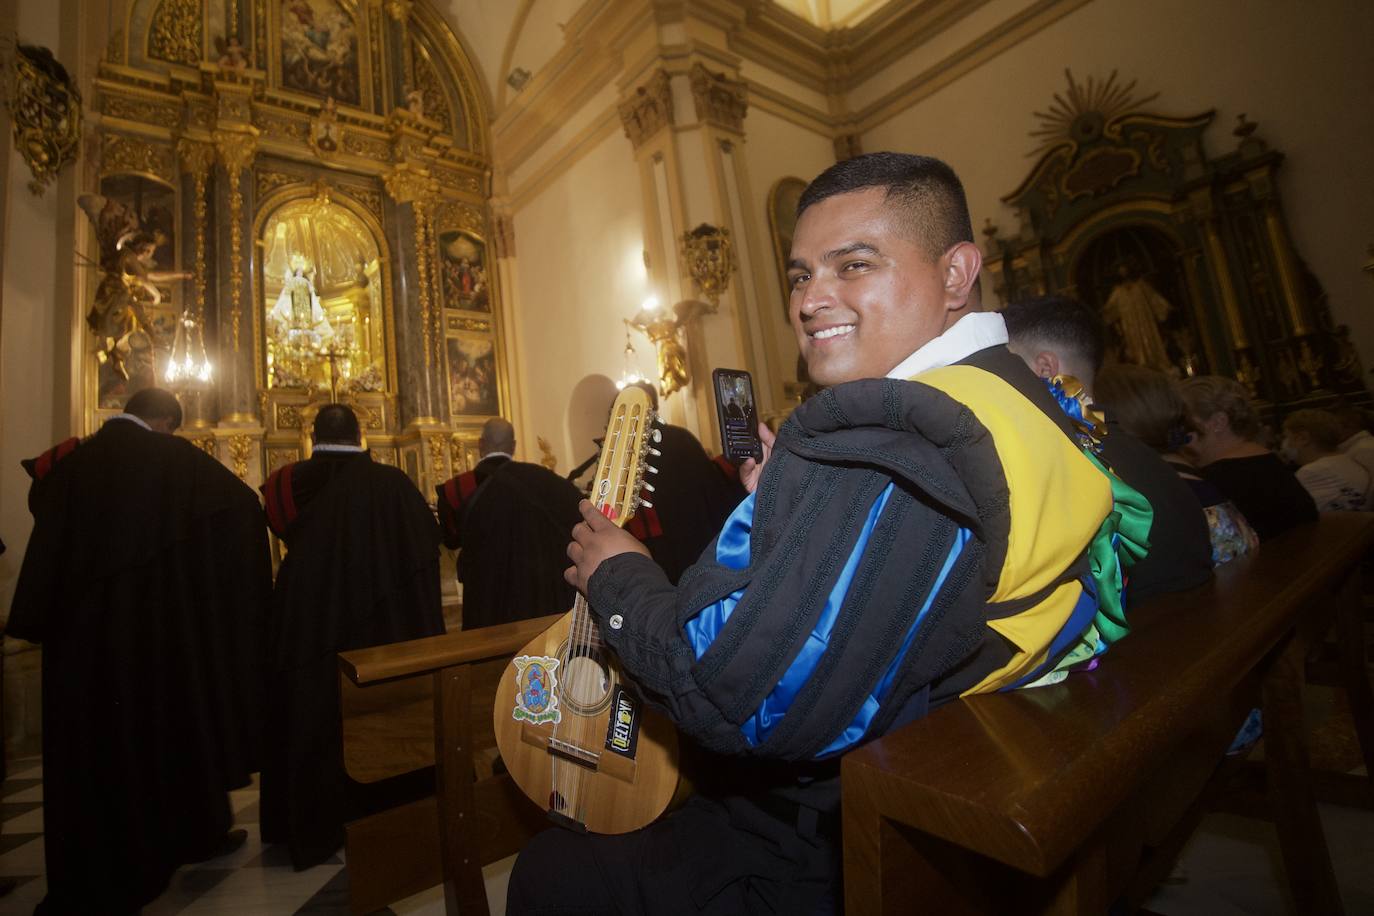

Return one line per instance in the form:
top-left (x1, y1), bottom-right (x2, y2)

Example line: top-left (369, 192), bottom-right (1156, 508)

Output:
top-left (339, 614), bottom-right (560, 916)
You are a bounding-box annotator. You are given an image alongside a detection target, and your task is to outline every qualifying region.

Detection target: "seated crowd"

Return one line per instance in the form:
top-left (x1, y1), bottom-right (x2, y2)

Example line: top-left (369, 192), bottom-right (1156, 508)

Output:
top-left (9, 150), bottom-right (1370, 915)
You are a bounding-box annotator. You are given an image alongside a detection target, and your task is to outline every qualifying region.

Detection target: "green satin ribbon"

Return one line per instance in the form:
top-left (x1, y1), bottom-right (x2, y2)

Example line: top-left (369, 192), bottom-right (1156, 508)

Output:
top-left (1083, 450), bottom-right (1153, 647)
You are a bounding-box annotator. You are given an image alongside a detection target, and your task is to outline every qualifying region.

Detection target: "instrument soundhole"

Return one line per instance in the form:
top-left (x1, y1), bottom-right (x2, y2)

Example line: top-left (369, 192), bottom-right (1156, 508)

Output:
top-left (558, 648), bottom-right (614, 715)
top-left (549, 789), bottom-right (566, 812)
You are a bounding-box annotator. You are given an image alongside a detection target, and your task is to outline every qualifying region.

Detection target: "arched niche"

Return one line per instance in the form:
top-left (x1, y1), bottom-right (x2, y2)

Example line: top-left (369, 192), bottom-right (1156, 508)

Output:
top-left (256, 189), bottom-right (393, 394)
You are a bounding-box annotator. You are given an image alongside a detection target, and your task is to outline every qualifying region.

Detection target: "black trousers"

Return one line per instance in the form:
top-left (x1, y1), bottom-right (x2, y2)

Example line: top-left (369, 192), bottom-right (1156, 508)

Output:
top-left (506, 792), bottom-right (841, 916)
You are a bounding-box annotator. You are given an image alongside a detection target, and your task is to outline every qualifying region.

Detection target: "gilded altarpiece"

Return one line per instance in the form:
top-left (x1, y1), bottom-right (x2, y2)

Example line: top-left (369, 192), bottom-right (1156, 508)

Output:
top-left (85, 0), bottom-right (503, 498)
top-left (985, 73), bottom-right (1364, 411)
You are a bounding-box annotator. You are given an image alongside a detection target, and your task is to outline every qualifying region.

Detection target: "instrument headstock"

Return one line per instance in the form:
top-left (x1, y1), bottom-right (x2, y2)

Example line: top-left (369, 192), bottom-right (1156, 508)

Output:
top-left (589, 386), bottom-right (661, 526)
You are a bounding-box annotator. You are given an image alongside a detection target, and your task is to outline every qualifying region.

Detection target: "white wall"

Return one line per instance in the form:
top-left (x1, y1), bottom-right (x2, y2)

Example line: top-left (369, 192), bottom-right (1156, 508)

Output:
top-left (858, 0), bottom-right (1374, 356)
top-left (509, 128), bottom-right (653, 470)
top-left (739, 105), bottom-right (836, 390)
top-left (0, 0), bottom-right (79, 623)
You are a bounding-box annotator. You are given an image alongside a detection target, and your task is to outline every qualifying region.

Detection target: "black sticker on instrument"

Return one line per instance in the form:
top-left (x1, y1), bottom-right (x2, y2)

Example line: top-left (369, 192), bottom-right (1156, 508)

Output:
top-left (603, 685), bottom-right (641, 760)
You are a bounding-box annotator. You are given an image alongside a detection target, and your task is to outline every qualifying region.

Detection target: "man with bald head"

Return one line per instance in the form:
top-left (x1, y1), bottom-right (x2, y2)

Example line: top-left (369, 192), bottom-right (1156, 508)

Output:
top-left (437, 416), bottom-right (584, 628)
top-left (260, 402), bottom-right (444, 869)
top-left (10, 387), bottom-right (270, 913)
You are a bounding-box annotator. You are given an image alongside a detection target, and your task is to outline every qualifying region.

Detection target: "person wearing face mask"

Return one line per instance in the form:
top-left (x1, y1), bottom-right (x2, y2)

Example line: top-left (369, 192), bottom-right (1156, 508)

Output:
top-left (1280, 409), bottom-right (1373, 512)
top-left (1179, 375), bottom-right (1317, 540)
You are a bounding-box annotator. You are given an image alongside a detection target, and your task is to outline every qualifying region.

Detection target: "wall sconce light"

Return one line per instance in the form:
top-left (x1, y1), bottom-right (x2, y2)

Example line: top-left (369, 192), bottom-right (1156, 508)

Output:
top-left (628, 296), bottom-right (691, 398)
top-left (616, 320), bottom-right (648, 390)
top-left (680, 223), bottom-right (735, 311)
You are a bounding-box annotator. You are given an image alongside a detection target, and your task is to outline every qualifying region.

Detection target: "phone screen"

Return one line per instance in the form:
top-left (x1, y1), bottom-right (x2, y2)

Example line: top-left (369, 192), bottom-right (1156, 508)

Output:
top-left (714, 369), bottom-right (761, 462)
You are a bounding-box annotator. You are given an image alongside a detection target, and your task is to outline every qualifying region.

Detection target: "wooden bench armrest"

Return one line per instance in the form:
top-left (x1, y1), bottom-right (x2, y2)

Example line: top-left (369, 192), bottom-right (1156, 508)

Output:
top-left (842, 513), bottom-right (1374, 877)
top-left (340, 613), bottom-right (563, 685)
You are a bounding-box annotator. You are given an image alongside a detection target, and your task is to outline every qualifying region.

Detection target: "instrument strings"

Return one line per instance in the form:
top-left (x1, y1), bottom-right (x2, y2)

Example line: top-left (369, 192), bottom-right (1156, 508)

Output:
top-left (552, 403), bottom-right (635, 823)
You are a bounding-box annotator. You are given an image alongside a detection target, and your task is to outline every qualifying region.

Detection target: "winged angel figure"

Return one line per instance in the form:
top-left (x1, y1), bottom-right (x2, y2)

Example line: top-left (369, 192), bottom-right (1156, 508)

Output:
top-left (78, 193), bottom-right (190, 387)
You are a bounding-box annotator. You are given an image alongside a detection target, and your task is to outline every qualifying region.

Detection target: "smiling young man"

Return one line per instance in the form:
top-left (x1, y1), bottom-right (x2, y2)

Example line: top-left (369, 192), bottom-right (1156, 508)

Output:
top-left (506, 153), bottom-right (1140, 915)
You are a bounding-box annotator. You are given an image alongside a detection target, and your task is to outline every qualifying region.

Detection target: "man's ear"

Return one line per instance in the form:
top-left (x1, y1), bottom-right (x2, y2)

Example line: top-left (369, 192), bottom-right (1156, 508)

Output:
top-left (1031, 350), bottom-right (1061, 380)
top-left (942, 241), bottom-right (982, 310)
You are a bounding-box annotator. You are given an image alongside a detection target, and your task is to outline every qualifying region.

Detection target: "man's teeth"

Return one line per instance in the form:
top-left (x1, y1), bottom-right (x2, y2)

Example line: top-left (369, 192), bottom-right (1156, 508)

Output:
top-left (812, 324), bottom-right (855, 340)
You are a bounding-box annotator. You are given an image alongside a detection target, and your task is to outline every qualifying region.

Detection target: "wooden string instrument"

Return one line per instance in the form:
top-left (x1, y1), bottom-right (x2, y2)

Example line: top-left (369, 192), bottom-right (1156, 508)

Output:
top-left (491, 386), bottom-right (680, 833)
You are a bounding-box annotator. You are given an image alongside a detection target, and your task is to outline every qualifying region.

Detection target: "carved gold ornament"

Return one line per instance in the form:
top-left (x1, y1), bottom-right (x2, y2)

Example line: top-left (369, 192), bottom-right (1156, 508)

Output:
top-left (537, 436), bottom-right (557, 473)
top-left (6, 44), bottom-right (82, 196)
top-left (228, 434), bottom-right (254, 480)
top-left (148, 0), bottom-right (203, 67)
top-left (680, 223), bottom-right (735, 310)
top-left (215, 130), bottom-right (258, 351)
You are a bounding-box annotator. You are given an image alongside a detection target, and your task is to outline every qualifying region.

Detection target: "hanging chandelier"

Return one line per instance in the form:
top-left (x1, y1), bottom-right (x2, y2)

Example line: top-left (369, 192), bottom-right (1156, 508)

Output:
top-left (165, 309), bottom-right (213, 386)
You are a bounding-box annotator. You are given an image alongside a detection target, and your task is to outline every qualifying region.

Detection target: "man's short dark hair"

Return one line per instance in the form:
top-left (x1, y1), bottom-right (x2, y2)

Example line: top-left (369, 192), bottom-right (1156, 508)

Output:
top-left (313, 403), bottom-right (360, 444)
top-left (795, 152), bottom-right (973, 259)
top-left (1001, 295), bottom-right (1106, 377)
top-left (124, 387), bottom-right (183, 431)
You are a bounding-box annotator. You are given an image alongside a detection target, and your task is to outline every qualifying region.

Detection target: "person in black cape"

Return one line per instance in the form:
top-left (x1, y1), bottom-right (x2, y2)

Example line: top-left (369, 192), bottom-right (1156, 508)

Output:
top-left (436, 417), bottom-right (584, 629)
top-left (259, 403), bottom-right (445, 869)
top-left (7, 388), bottom-right (270, 915)
top-left (618, 382), bottom-right (747, 585)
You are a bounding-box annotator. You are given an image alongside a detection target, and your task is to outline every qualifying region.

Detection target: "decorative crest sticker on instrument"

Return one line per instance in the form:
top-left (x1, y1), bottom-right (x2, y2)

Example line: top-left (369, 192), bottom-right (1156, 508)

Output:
top-left (511, 655), bottom-right (562, 725)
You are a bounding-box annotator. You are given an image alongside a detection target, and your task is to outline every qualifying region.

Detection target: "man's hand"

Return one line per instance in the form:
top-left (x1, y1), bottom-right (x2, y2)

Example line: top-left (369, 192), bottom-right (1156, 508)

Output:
top-left (565, 499), bottom-right (651, 594)
top-left (738, 422), bottom-right (776, 494)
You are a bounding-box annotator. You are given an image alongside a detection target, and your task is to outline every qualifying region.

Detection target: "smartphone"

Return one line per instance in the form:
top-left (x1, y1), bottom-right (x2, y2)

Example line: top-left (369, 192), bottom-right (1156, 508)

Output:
top-left (713, 368), bottom-right (763, 463)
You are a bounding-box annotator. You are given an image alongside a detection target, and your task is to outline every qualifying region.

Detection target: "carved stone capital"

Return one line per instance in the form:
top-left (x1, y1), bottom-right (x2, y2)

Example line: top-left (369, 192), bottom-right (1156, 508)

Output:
top-left (618, 71), bottom-right (673, 150)
top-left (213, 129), bottom-right (258, 174)
top-left (383, 164), bottom-right (439, 204)
top-left (689, 63), bottom-right (748, 133)
top-left (833, 133), bottom-right (863, 161)
top-left (176, 138), bottom-right (216, 178)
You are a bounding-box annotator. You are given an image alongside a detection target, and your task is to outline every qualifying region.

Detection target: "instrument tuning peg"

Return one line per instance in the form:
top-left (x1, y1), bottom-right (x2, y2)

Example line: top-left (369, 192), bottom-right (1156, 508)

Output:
top-left (647, 464), bottom-right (659, 474)
top-left (642, 482), bottom-right (655, 493)
top-left (653, 415), bottom-right (665, 426)
top-left (648, 447), bottom-right (662, 457)
top-left (639, 498), bottom-right (654, 509)
top-left (652, 428), bottom-right (662, 443)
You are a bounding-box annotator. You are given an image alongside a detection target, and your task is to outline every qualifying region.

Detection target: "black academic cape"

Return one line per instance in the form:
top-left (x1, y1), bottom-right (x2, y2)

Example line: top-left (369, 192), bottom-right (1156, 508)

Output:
top-left (259, 450), bottom-right (444, 869)
top-left (623, 425), bottom-right (747, 584)
top-left (436, 455), bottom-right (584, 629)
top-left (7, 418), bottom-right (271, 915)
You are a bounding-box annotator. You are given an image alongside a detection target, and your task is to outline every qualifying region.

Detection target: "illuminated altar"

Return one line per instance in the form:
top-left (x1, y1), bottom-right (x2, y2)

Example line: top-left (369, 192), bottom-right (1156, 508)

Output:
top-left (81, 0), bottom-right (508, 495)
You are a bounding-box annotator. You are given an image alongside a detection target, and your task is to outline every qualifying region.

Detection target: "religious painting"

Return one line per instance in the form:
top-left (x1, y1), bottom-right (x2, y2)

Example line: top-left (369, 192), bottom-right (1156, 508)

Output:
top-left (438, 230), bottom-right (490, 312)
top-left (85, 174), bottom-right (181, 408)
top-left (279, 0), bottom-right (360, 106)
top-left (767, 177), bottom-right (806, 318)
top-left (446, 334), bottom-right (499, 417)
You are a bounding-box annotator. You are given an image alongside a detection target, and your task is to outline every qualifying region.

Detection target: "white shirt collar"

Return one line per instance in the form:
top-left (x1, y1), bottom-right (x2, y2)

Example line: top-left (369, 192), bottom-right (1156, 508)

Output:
top-left (312, 442), bottom-right (365, 453)
top-left (479, 451), bottom-right (513, 463)
top-left (885, 312), bottom-right (1008, 380)
top-left (108, 413), bottom-right (152, 431)
top-left (1340, 430), bottom-right (1373, 451)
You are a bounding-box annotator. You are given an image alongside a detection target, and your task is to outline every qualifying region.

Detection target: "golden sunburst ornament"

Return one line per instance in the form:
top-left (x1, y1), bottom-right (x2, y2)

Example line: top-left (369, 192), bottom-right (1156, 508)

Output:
top-left (1028, 69), bottom-right (1159, 157)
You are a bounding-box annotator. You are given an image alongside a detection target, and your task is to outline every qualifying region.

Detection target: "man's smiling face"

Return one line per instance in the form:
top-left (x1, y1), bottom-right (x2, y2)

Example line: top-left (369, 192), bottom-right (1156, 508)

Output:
top-left (787, 187), bottom-right (959, 387)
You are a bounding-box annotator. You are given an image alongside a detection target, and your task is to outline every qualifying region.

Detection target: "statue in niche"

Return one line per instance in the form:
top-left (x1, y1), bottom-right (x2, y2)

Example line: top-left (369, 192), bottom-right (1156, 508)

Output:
top-left (79, 192), bottom-right (189, 402)
top-left (1102, 261), bottom-right (1173, 371)
top-left (215, 35), bottom-right (249, 75)
top-left (270, 256), bottom-right (334, 348)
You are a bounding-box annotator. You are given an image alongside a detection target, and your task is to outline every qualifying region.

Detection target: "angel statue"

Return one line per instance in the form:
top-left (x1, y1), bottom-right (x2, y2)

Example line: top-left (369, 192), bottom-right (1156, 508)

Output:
top-left (79, 193), bottom-right (189, 396)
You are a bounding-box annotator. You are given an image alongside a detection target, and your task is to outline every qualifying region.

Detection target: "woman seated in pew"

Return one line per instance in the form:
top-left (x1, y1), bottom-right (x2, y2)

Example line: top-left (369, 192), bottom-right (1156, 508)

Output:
top-left (1178, 375), bottom-right (1317, 541)
top-left (1280, 408), bottom-right (1374, 512)
top-left (1095, 365), bottom-right (1258, 565)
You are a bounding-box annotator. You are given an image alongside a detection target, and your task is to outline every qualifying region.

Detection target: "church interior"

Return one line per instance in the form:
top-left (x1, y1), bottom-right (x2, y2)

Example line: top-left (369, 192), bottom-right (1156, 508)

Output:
top-left (1, 0), bottom-right (1372, 912)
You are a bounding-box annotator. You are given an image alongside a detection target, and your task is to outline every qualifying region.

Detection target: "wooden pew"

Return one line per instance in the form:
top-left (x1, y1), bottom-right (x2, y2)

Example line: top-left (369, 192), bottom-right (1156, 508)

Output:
top-left (841, 513), bottom-right (1374, 916)
top-left (338, 613), bottom-right (561, 916)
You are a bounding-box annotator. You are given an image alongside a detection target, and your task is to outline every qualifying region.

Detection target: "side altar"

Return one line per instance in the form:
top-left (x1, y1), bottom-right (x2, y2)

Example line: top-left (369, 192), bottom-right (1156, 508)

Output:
top-left (81, 0), bottom-right (507, 497)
